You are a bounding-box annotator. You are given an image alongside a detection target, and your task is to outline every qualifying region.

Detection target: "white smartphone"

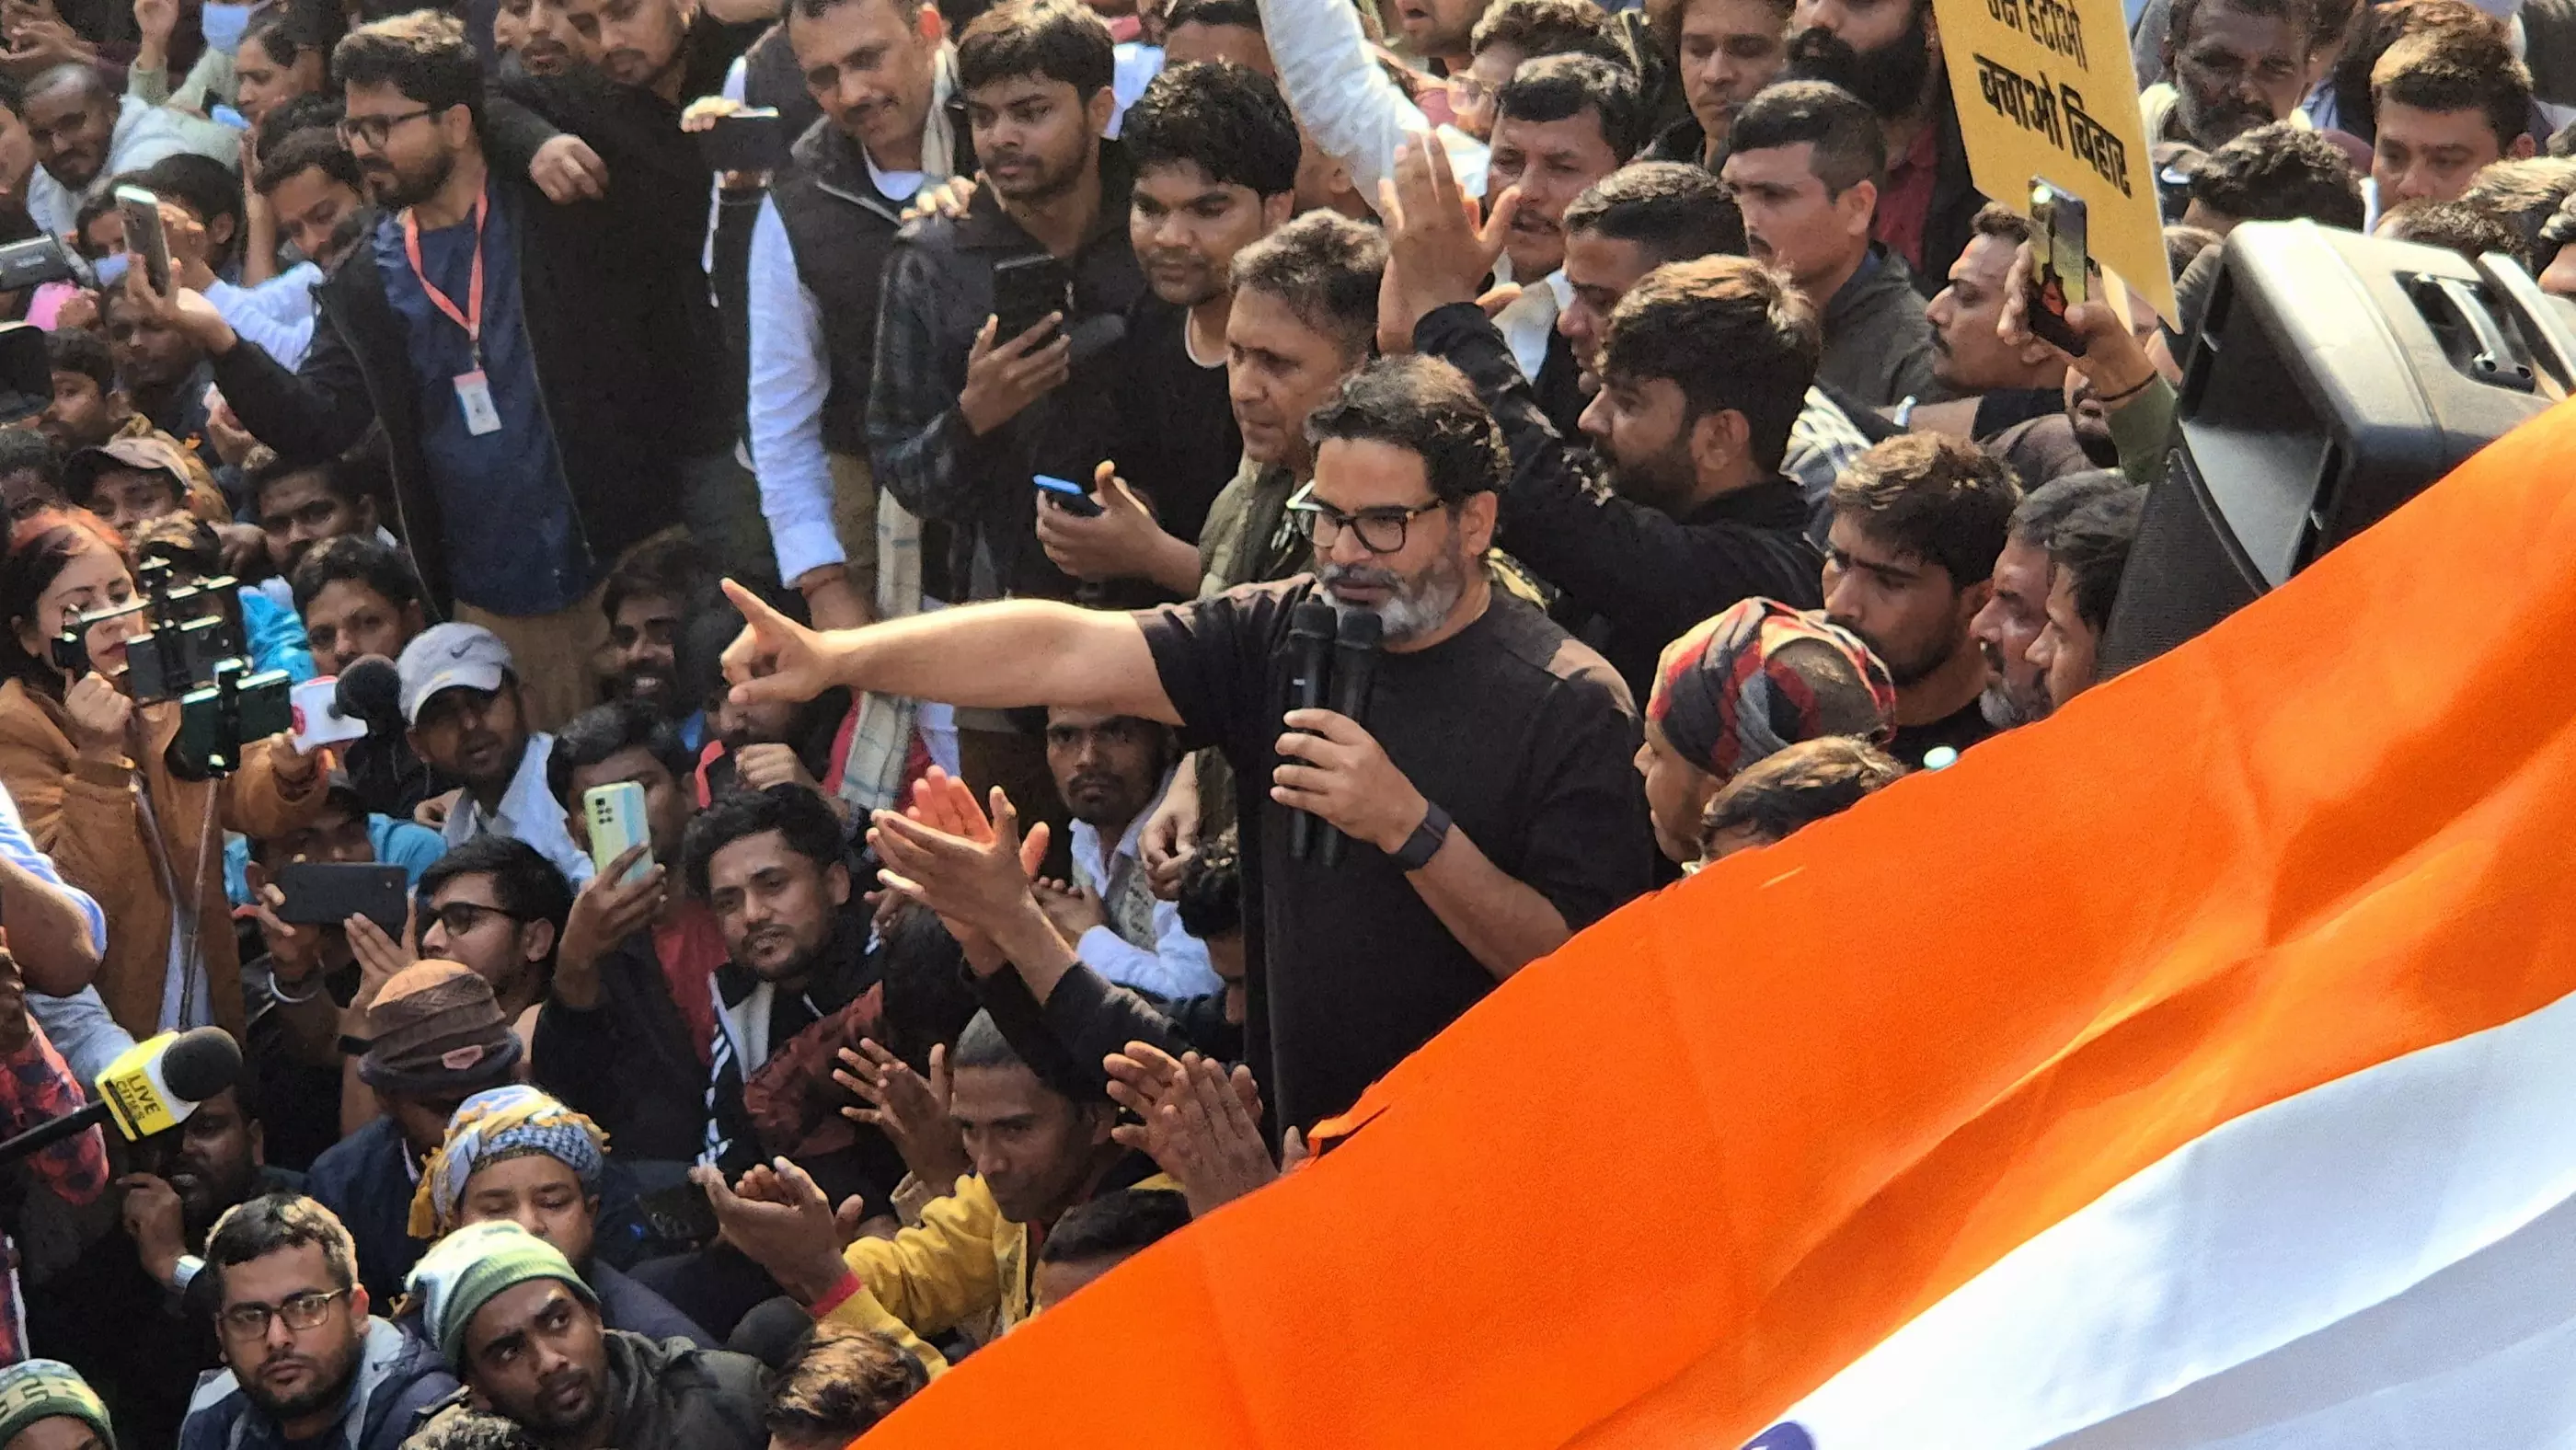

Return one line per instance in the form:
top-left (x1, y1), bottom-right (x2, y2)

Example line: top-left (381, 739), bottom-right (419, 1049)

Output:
top-left (288, 676), bottom-right (368, 754)
top-left (583, 781), bottom-right (652, 885)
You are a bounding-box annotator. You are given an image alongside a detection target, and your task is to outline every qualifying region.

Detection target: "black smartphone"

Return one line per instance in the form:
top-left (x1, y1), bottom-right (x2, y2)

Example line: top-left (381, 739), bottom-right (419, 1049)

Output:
top-left (635, 1180), bottom-right (722, 1247)
top-left (992, 254), bottom-right (1071, 345)
top-left (2027, 177), bottom-right (2089, 355)
top-left (114, 183), bottom-right (170, 294)
top-left (1034, 473), bottom-right (1102, 517)
top-left (695, 108), bottom-right (787, 173)
top-left (272, 862), bottom-right (408, 934)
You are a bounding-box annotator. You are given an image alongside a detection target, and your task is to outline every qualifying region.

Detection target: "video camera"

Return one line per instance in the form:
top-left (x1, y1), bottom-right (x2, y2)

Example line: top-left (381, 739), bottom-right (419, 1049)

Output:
top-left (0, 236), bottom-right (86, 428)
top-left (54, 558), bottom-right (293, 778)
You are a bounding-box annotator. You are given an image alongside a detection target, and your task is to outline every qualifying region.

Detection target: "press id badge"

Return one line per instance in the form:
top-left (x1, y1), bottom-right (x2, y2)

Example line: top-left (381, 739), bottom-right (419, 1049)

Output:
top-left (454, 370), bottom-right (501, 436)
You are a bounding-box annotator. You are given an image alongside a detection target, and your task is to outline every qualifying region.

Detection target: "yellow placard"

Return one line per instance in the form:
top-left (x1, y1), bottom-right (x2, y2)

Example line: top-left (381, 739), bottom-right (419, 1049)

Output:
top-left (1932, 0), bottom-right (2179, 323)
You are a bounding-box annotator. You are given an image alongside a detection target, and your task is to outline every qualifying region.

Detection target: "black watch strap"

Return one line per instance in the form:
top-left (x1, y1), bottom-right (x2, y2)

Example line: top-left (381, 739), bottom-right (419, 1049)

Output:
top-left (1392, 801), bottom-right (1452, 871)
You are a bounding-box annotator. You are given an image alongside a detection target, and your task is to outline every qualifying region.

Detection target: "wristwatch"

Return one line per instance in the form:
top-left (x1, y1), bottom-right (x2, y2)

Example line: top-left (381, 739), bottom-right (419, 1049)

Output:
top-left (1391, 802), bottom-right (1452, 871)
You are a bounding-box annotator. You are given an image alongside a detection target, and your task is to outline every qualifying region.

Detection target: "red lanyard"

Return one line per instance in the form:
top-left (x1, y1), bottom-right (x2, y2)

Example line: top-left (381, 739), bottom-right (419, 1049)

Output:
top-left (399, 190), bottom-right (488, 361)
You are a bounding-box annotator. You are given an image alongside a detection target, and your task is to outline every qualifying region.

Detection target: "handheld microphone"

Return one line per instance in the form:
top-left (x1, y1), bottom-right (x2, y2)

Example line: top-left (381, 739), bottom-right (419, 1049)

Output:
top-left (1318, 611), bottom-right (1382, 869)
top-left (334, 655), bottom-right (403, 731)
top-left (0, 1027), bottom-right (242, 1167)
top-left (1284, 600), bottom-right (1338, 863)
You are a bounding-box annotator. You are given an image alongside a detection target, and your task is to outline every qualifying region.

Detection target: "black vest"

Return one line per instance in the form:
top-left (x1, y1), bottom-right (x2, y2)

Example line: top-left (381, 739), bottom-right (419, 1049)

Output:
top-left (765, 107), bottom-right (976, 456)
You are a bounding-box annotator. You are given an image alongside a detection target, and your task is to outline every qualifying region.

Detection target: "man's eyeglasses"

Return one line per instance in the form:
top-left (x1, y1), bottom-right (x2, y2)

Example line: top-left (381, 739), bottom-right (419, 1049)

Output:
top-left (428, 902), bottom-right (529, 937)
top-left (218, 1289), bottom-right (350, 1341)
top-left (337, 107), bottom-right (434, 149)
top-left (1283, 483), bottom-right (1448, 555)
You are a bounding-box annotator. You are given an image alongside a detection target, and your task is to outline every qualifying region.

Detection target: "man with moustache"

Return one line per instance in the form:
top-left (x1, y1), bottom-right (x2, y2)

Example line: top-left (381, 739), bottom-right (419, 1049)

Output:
top-left (144, 11), bottom-right (705, 731)
top-left (1782, 0), bottom-right (1984, 293)
top-left (723, 354), bottom-right (1652, 1134)
top-left (2142, 0), bottom-right (2316, 154)
top-left (1033, 60), bottom-right (1300, 599)
top-left (178, 1195), bottom-right (457, 1450)
top-left (1389, 141), bottom-right (1823, 702)
top-left (29, 1085), bottom-right (298, 1450)
top-left (1966, 471), bottom-right (2131, 731)
top-left (1640, 0), bottom-right (1790, 168)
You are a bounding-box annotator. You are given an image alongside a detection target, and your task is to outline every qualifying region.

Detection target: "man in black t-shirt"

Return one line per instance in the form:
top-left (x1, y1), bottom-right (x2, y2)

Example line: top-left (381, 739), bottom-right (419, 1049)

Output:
top-left (1034, 60), bottom-right (1301, 599)
top-left (724, 356), bottom-right (1653, 1133)
top-left (1819, 433), bottom-right (2021, 767)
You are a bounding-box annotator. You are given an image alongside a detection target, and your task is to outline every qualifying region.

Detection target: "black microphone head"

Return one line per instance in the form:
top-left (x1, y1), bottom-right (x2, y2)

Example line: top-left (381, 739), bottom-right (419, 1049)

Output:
top-left (1334, 610), bottom-right (1382, 649)
top-left (158, 1027), bottom-right (244, 1104)
top-left (1289, 599), bottom-right (1338, 643)
top-left (335, 655), bottom-right (403, 727)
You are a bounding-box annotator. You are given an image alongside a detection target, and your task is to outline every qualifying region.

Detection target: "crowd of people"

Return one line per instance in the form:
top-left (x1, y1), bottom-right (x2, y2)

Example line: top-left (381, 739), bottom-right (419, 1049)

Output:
top-left (0, 0), bottom-right (2557, 1434)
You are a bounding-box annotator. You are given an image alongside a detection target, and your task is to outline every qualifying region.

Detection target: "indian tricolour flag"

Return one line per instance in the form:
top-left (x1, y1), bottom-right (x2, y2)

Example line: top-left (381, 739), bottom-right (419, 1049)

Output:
top-left (857, 397), bottom-right (2576, 1450)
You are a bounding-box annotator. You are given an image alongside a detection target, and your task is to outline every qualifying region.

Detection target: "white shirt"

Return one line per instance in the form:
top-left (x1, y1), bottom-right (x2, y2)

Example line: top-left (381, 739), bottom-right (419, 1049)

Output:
top-left (1255, 0), bottom-right (1489, 202)
top-left (443, 731), bottom-right (594, 888)
top-left (204, 262), bottom-right (321, 371)
top-left (1494, 269), bottom-right (1573, 385)
top-left (1067, 782), bottom-right (1218, 1001)
top-left (29, 96), bottom-right (240, 240)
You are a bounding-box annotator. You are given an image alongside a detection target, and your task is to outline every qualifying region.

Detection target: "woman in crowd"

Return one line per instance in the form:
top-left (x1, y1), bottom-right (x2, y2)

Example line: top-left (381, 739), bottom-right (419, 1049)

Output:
top-left (0, 507), bottom-right (327, 1042)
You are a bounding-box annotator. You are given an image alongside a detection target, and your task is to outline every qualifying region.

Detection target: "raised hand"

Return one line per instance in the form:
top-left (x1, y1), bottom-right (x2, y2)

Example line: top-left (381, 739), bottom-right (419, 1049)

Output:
top-left (834, 1040), bottom-right (969, 1192)
top-left (691, 1157), bottom-right (852, 1306)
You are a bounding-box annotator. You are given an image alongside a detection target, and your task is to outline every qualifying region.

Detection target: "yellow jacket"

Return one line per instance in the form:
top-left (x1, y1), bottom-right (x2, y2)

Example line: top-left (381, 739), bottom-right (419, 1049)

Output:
top-left (822, 1170), bottom-right (1179, 1353)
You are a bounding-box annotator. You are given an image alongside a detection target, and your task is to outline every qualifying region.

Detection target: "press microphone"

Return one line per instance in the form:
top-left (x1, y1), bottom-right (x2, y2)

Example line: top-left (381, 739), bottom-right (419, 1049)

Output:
top-left (0, 1027), bottom-right (241, 1166)
top-left (1317, 611), bottom-right (1382, 869)
top-left (334, 655), bottom-right (403, 731)
top-left (1284, 599), bottom-right (1337, 863)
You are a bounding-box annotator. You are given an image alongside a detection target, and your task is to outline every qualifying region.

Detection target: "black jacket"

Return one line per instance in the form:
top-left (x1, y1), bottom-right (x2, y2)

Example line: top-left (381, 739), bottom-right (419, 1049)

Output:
top-left (532, 930), bottom-right (707, 1166)
top-left (1417, 302), bottom-right (1825, 699)
top-left (414, 1333), bottom-right (766, 1450)
top-left (975, 960), bottom-right (1241, 1099)
top-left (209, 107), bottom-right (697, 617)
top-left (1911, 83), bottom-right (1986, 301)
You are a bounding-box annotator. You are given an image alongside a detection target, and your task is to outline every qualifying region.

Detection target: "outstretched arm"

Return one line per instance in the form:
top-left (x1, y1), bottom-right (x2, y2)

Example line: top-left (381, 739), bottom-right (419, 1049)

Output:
top-left (720, 581), bottom-right (1181, 725)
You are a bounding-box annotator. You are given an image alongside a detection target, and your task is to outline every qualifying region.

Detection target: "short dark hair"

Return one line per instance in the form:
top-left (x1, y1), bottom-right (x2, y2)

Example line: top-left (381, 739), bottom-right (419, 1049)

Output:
top-left (1472, 0), bottom-right (1622, 62)
top-left (1698, 735), bottom-right (1904, 852)
top-left (138, 154), bottom-right (247, 256)
top-left (1173, 836), bottom-right (1240, 938)
top-left (417, 834), bottom-right (575, 946)
top-left (255, 93), bottom-right (346, 157)
top-left (204, 1193), bottom-right (360, 1300)
top-left (334, 10), bottom-right (483, 125)
top-left (1305, 355), bottom-right (1507, 505)
top-left (957, 0), bottom-right (1115, 98)
top-left (763, 1329), bottom-right (928, 1444)
top-left (875, 902), bottom-right (978, 1074)
top-left (598, 535), bottom-right (708, 629)
top-left (245, 0), bottom-right (349, 74)
top-left (2045, 487), bottom-right (2147, 634)
top-left (2187, 121), bottom-right (2364, 227)
top-left (1971, 200), bottom-right (2033, 246)
top-left (0, 430), bottom-right (63, 487)
top-left (408, 1411), bottom-right (540, 1450)
top-left (2379, 197), bottom-right (2526, 263)
top-left (1561, 161), bottom-right (1746, 264)
top-left (1120, 61), bottom-right (1300, 200)
top-left (1646, 0), bottom-right (1791, 62)
top-left (2462, 155), bottom-right (2576, 257)
top-left (1164, 0), bottom-right (1260, 29)
top-left (682, 783), bottom-right (845, 900)
top-left (949, 1008), bottom-right (1025, 1074)
top-left (1725, 78), bottom-right (1884, 193)
top-left (2007, 470), bottom-right (2133, 548)
top-left (546, 698), bottom-right (696, 807)
top-left (1827, 434), bottom-right (2020, 587)
top-left (250, 445), bottom-right (383, 519)
top-left (1494, 53), bottom-right (1644, 163)
top-left (46, 328), bottom-right (114, 392)
top-left (2373, 22), bottom-right (2528, 150)
top-left (291, 534), bottom-right (422, 617)
top-left (256, 126), bottom-right (367, 197)
top-left (1229, 211), bottom-right (1386, 359)
top-left (1037, 1188), bottom-right (1192, 1265)
top-left (2173, 0), bottom-right (2318, 58)
top-left (1600, 255), bottom-right (1819, 473)
top-left (2330, 0), bottom-right (2490, 139)
top-left (127, 512), bottom-right (220, 576)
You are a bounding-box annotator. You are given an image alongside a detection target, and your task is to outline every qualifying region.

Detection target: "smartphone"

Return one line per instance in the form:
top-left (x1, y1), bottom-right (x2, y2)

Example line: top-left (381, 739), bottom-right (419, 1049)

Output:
top-left (992, 254), bottom-right (1071, 345)
top-left (114, 184), bottom-right (170, 294)
top-left (695, 108), bottom-right (786, 173)
top-left (1033, 473), bottom-right (1103, 517)
top-left (634, 1180), bottom-right (721, 1247)
top-left (2027, 178), bottom-right (2089, 355)
top-left (289, 675), bottom-right (369, 754)
top-left (583, 781), bottom-right (653, 886)
top-left (272, 862), bottom-right (408, 933)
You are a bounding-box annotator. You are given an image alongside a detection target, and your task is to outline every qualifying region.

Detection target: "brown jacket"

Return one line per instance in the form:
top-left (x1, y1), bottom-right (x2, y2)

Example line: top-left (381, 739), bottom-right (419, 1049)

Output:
top-left (0, 676), bottom-right (328, 1039)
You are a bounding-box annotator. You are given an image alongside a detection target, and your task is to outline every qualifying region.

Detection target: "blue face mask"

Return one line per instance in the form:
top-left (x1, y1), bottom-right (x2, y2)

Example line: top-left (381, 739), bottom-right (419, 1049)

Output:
top-left (200, 2), bottom-right (255, 55)
top-left (93, 252), bottom-right (129, 287)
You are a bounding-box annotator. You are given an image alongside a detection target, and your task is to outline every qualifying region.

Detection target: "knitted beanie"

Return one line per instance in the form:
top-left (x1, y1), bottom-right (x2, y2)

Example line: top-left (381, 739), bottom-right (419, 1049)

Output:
top-left (0, 1361), bottom-right (115, 1450)
top-left (405, 1220), bottom-right (598, 1369)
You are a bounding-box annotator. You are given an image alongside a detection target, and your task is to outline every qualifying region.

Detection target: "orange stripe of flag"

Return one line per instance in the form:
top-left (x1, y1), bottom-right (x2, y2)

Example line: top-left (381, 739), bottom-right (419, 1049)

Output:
top-left (861, 398), bottom-right (2576, 1448)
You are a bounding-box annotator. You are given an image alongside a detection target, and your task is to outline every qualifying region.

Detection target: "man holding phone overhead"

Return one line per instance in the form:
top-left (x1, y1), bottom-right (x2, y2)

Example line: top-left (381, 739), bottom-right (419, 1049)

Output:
top-left (866, 0), bottom-right (1145, 856)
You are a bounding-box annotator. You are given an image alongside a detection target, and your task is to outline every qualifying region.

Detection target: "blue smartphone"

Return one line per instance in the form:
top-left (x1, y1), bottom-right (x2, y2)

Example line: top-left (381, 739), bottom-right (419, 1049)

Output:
top-left (1034, 474), bottom-right (1103, 517)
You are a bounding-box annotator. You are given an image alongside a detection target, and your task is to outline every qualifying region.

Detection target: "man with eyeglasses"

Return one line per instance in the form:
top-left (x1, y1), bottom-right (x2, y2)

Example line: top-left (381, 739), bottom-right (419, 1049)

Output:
top-left (722, 354), bottom-right (1652, 1134)
top-left (416, 834), bottom-right (578, 1031)
top-left (399, 624), bottom-right (593, 890)
top-left (178, 1194), bottom-right (458, 1450)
